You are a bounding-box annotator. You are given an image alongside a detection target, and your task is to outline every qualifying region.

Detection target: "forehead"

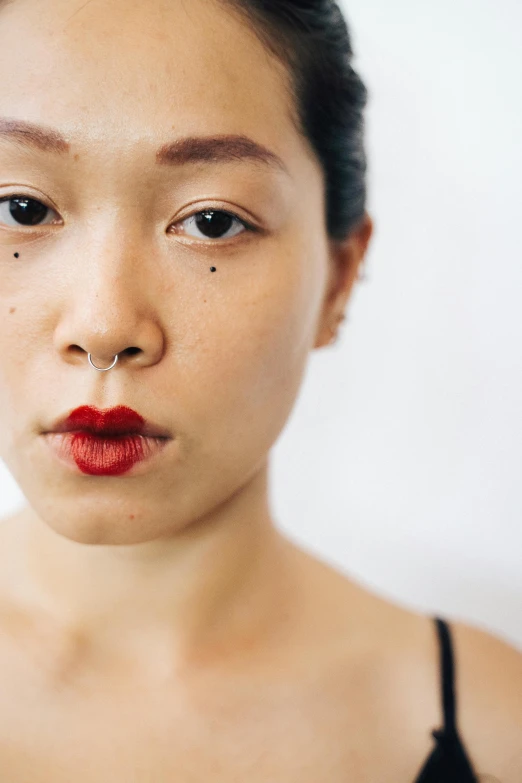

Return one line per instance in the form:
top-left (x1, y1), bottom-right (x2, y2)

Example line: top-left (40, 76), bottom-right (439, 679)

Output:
top-left (0, 0), bottom-right (300, 157)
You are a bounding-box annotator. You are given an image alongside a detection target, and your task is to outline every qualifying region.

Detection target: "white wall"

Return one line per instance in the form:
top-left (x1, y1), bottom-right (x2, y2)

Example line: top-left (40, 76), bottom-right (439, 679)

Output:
top-left (0, 0), bottom-right (520, 649)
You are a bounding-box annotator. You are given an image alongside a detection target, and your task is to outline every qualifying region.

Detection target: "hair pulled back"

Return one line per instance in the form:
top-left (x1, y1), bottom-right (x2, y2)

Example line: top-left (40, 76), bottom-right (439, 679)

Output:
top-left (221, 0), bottom-right (369, 241)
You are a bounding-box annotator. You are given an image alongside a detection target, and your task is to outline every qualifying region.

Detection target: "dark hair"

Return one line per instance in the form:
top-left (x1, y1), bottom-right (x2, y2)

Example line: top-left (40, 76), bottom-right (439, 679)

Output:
top-left (220, 0), bottom-right (369, 241)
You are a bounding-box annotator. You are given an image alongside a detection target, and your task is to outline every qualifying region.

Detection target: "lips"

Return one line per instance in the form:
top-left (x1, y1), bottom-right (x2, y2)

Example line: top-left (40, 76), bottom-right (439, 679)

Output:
top-left (43, 405), bottom-right (171, 476)
top-left (47, 405), bottom-right (171, 438)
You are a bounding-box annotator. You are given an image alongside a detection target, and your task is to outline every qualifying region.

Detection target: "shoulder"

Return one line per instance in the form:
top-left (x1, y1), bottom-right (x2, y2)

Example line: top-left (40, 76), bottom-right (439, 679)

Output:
top-left (451, 619), bottom-right (522, 783)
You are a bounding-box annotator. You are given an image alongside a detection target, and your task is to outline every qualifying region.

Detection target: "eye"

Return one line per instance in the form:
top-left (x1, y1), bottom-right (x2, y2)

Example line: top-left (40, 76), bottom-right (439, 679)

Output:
top-left (174, 210), bottom-right (252, 240)
top-left (0, 196), bottom-right (59, 227)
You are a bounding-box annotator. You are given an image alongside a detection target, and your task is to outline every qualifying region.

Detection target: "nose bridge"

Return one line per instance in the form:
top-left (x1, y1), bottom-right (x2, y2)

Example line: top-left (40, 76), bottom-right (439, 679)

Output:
top-left (78, 223), bottom-right (144, 325)
top-left (68, 150), bottom-right (157, 303)
top-left (55, 218), bottom-right (165, 367)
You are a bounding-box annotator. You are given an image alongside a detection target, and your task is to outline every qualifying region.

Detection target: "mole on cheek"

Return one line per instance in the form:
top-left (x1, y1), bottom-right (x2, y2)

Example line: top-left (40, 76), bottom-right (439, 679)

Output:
top-left (9, 307), bottom-right (16, 314)
top-left (14, 252), bottom-right (19, 258)
top-left (210, 267), bottom-right (217, 273)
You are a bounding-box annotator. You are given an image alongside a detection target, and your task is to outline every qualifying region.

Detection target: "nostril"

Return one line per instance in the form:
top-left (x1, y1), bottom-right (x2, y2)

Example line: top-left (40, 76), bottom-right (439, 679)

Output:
top-left (68, 346), bottom-right (142, 360)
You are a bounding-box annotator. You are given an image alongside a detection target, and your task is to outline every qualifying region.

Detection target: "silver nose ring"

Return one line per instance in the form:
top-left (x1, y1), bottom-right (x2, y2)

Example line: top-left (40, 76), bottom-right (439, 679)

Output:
top-left (88, 353), bottom-right (119, 372)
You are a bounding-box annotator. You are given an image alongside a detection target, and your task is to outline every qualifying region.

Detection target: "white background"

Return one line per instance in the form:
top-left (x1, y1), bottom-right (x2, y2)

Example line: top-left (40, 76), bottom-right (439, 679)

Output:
top-left (271, 0), bottom-right (522, 649)
top-left (1, 0), bottom-right (521, 649)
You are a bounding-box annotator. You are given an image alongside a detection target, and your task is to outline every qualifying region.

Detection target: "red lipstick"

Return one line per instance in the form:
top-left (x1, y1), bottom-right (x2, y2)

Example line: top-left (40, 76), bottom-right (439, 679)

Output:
top-left (44, 405), bottom-right (170, 476)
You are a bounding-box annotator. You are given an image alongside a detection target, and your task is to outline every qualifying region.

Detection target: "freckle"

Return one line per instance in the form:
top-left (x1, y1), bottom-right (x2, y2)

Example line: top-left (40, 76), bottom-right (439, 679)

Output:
top-left (9, 307), bottom-right (15, 314)
top-left (210, 267), bottom-right (217, 272)
top-left (73, 153), bottom-right (80, 161)
top-left (14, 252), bottom-right (19, 258)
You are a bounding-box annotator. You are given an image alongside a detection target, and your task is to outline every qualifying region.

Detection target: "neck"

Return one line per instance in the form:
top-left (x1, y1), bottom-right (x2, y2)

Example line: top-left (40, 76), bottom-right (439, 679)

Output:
top-left (3, 465), bottom-right (295, 667)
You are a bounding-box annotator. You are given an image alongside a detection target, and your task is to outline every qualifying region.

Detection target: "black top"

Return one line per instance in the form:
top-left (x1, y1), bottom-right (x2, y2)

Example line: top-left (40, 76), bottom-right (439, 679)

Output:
top-left (413, 617), bottom-right (479, 782)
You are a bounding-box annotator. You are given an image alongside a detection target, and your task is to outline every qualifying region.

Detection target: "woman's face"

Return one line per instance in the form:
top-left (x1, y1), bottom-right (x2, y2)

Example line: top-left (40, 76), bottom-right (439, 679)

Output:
top-left (0, 0), bottom-right (367, 543)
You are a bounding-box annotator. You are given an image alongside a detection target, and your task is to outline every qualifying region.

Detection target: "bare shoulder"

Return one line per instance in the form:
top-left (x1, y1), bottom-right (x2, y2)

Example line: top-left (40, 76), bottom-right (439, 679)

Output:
top-left (288, 542), bottom-right (522, 780)
top-left (450, 619), bottom-right (522, 783)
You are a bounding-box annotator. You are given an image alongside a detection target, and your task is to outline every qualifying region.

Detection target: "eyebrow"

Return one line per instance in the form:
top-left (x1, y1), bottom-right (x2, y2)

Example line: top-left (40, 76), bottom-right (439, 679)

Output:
top-left (0, 118), bottom-right (70, 154)
top-left (0, 118), bottom-right (288, 173)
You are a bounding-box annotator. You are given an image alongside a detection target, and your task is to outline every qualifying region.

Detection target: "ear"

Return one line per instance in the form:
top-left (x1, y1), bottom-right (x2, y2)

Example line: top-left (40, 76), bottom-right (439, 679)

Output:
top-left (314, 213), bottom-right (374, 349)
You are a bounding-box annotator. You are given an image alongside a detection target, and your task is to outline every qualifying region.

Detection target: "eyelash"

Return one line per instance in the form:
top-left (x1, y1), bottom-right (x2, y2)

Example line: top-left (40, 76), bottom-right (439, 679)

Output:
top-left (0, 196), bottom-right (259, 242)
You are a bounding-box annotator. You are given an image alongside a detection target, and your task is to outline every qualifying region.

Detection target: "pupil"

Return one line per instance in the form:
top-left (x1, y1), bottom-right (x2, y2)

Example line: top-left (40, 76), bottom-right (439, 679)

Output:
top-left (196, 211), bottom-right (233, 238)
top-left (9, 198), bottom-right (48, 226)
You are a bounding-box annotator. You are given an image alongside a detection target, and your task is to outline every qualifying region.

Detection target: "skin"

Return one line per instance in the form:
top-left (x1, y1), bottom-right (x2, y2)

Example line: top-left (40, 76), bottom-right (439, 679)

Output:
top-left (0, 0), bottom-right (520, 780)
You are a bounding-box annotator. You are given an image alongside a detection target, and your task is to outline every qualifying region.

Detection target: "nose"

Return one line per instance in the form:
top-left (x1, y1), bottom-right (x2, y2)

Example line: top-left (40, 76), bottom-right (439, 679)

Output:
top-left (53, 233), bottom-right (165, 371)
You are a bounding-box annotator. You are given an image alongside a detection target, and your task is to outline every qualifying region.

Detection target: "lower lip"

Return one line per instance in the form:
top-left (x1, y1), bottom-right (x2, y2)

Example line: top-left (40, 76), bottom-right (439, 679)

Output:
top-left (44, 431), bottom-right (170, 476)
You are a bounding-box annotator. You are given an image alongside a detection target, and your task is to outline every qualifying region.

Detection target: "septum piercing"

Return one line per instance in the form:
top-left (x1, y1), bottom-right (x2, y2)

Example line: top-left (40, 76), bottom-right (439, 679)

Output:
top-left (88, 353), bottom-right (119, 372)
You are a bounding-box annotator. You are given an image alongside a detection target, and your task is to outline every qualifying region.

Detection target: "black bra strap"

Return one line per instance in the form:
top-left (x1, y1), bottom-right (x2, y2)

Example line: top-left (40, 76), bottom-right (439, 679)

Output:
top-left (434, 616), bottom-right (457, 735)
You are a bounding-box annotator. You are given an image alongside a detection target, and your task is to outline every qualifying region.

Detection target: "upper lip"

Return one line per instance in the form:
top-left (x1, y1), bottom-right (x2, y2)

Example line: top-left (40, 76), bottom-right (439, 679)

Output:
top-left (45, 405), bottom-right (171, 438)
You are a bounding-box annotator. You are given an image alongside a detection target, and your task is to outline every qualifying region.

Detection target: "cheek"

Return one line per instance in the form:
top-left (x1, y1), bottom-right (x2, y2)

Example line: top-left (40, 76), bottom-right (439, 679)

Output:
top-left (0, 264), bottom-right (58, 449)
top-left (172, 234), bottom-right (328, 449)
top-left (0, 320), bottom-right (46, 456)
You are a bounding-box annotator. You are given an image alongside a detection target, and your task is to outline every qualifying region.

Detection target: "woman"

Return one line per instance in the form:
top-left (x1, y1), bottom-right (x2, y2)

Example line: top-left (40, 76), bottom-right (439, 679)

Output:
top-left (0, 0), bottom-right (520, 779)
